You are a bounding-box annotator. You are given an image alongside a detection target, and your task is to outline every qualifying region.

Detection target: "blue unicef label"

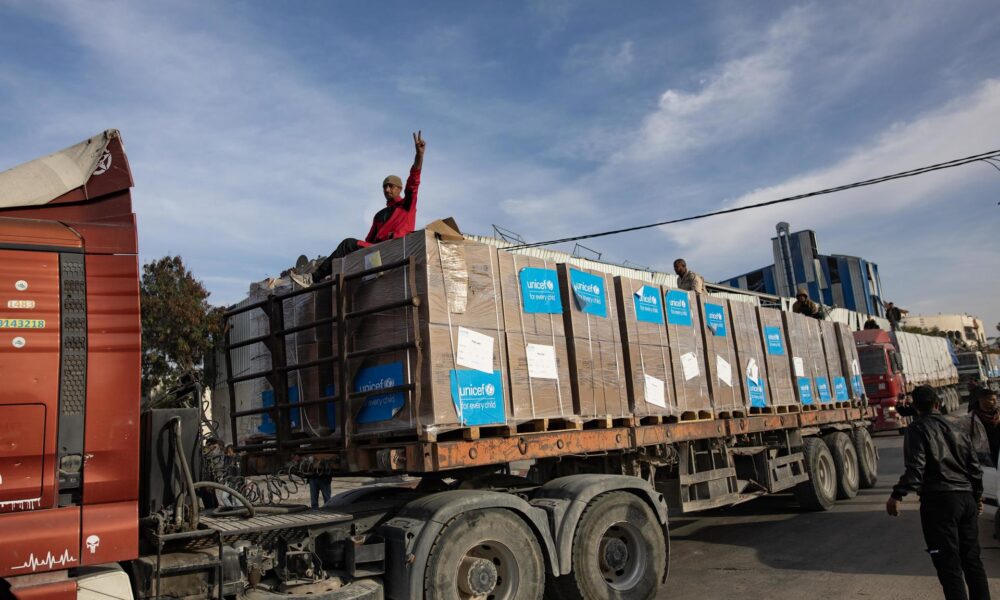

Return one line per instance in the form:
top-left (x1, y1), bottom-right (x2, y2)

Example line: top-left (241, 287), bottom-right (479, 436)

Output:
top-left (634, 286), bottom-right (664, 324)
top-left (704, 303), bottom-right (727, 336)
top-left (665, 290), bottom-right (692, 327)
top-left (764, 326), bottom-right (785, 356)
top-left (833, 377), bottom-right (849, 401)
top-left (569, 269), bottom-right (607, 318)
top-left (816, 377), bottom-right (832, 402)
top-left (259, 386), bottom-right (302, 433)
top-left (519, 267), bottom-right (562, 314)
top-left (355, 362), bottom-right (406, 424)
top-left (747, 377), bottom-right (766, 408)
top-left (797, 377), bottom-right (814, 405)
top-left (450, 369), bottom-right (506, 426)
top-left (852, 374), bottom-right (864, 397)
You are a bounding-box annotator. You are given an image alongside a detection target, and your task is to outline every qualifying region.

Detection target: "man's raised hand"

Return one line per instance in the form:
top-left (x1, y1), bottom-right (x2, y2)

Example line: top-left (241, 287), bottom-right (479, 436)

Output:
top-left (413, 130), bottom-right (426, 155)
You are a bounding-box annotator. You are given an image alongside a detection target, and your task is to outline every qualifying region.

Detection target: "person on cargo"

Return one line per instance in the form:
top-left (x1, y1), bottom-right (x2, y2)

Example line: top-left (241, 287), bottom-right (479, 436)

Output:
top-left (792, 287), bottom-right (825, 320)
top-left (673, 259), bottom-right (705, 294)
top-left (887, 386), bottom-right (990, 600)
top-left (864, 317), bottom-right (880, 330)
top-left (884, 301), bottom-right (903, 331)
top-left (314, 131), bottom-right (426, 279)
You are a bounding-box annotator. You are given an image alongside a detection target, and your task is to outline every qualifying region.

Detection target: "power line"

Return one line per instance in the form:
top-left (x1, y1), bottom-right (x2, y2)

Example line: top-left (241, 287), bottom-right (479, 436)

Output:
top-left (507, 148), bottom-right (1000, 250)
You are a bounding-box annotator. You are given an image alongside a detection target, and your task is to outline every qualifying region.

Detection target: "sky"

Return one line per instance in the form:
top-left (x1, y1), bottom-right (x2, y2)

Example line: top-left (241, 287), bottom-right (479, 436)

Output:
top-left (1, 1), bottom-right (998, 334)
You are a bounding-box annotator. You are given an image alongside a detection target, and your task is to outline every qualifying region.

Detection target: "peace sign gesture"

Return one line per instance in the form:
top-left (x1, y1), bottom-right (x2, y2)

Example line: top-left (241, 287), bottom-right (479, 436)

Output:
top-left (413, 130), bottom-right (426, 155)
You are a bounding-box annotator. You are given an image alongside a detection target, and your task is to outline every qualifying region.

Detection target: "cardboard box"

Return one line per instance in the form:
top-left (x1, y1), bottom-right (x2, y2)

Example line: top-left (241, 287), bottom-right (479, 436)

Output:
top-left (834, 322), bottom-right (864, 401)
top-left (728, 301), bottom-right (772, 409)
top-left (819, 320), bottom-right (849, 403)
top-left (615, 277), bottom-right (675, 417)
top-left (558, 264), bottom-right (629, 419)
top-left (698, 297), bottom-right (743, 415)
top-left (662, 287), bottom-right (712, 417)
top-left (756, 307), bottom-right (798, 408)
top-left (496, 252), bottom-right (575, 421)
top-left (782, 312), bottom-right (832, 406)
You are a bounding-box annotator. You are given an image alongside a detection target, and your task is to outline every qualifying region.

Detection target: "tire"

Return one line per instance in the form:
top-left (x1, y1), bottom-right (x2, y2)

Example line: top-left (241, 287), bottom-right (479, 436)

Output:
top-left (849, 427), bottom-right (878, 489)
top-left (547, 491), bottom-right (667, 600)
top-left (824, 432), bottom-right (860, 500)
top-left (793, 437), bottom-right (838, 511)
top-left (423, 508), bottom-right (545, 600)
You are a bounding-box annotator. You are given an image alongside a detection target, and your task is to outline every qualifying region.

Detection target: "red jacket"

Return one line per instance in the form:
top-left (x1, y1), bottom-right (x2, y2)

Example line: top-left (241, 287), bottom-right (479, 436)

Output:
top-left (360, 166), bottom-right (421, 247)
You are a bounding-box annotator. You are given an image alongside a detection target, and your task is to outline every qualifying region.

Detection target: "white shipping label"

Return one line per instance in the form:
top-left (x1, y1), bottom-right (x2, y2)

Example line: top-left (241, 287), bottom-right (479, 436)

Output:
top-left (851, 359), bottom-right (860, 376)
top-left (793, 356), bottom-right (805, 378)
top-left (680, 352), bottom-right (700, 381)
top-left (363, 251), bottom-right (383, 281)
top-left (525, 343), bottom-right (559, 380)
top-left (644, 375), bottom-right (667, 408)
top-left (717, 356), bottom-right (733, 387)
top-left (456, 327), bottom-right (495, 374)
top-left (746, 358), bottom-right (760, 384)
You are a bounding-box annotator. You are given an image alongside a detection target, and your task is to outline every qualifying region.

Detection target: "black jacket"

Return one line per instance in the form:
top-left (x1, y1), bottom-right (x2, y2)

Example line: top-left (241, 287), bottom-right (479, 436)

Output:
top-left (891, 413), bottom-right (983, 501)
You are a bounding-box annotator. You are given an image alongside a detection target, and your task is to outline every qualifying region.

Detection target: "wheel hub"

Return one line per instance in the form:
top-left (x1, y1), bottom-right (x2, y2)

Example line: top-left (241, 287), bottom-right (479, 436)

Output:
top-left (600, 537), bottom-right (630, 572)
top-left (458, 556), bottom-right (497, 595)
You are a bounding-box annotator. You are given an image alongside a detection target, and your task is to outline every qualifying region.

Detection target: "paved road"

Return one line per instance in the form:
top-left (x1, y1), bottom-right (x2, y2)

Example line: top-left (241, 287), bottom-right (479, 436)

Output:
top-left (660, 434), bottom-right (1000, 599)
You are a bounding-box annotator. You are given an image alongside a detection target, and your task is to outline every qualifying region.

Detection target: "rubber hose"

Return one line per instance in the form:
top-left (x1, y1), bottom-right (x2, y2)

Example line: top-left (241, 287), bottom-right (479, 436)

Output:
top-left (209, 503), bottom-right (309, 517)
top-left (170, 417), bottom-right (200, 530)
top-left (192, 481), bottom-right (256, 518)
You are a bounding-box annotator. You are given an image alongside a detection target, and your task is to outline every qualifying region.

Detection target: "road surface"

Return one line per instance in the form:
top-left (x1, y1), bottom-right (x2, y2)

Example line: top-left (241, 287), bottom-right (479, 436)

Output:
top-left (661, 433), bottom-right (1000, 599)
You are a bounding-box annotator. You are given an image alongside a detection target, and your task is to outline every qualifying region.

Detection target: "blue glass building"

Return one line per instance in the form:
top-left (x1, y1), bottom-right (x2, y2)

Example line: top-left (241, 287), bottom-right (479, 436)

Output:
top-left (719, 223), bottom-right (885, 316)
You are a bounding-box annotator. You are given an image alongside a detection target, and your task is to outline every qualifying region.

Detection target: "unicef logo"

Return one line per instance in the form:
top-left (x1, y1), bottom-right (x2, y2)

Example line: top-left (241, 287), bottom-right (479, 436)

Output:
top-left (527, 278), bottom-right (555, 292)
top-left (484, 383), bottom-right (495, 396)
top-left (575, 282), bottom-right (601, 295)
top-left (545, 280), bottom-right (554, 291)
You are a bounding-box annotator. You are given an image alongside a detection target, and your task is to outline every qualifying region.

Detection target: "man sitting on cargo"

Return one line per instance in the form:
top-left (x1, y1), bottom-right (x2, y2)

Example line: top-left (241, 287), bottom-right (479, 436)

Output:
top-left (673, 259), bottom-right (705, 294)
top-left (314, 131), bottom-right (426, 279)
top-left (792, 287), bottom-right (825, 320)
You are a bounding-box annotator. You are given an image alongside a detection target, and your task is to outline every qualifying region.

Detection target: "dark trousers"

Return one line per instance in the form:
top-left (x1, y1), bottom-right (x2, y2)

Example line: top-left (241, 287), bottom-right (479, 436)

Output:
top-left (309, 476), bottom-right (332, 509)
top-left (919, 492), bottom-right (990, 600)
top-left (314, 238), bottom-right (362, 280)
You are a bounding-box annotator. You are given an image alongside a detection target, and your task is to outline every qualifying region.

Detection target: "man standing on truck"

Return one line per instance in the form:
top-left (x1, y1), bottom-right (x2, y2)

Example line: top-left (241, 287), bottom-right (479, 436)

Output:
top-left (792, 287), bottom-right (826, 320)
top-left (314, 131), bottom-right (426, 278)
top-left (673, 258), bottom-right (705, 294)
top-left (885, 301), bottom-right (903, 331)
top-left (886, 385), bottom-right (990, 600)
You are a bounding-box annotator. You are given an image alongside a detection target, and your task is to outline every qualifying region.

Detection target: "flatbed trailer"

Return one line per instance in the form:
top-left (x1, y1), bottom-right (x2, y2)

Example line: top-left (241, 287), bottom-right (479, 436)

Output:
top-left (1, 129), bottom-right (878, 600)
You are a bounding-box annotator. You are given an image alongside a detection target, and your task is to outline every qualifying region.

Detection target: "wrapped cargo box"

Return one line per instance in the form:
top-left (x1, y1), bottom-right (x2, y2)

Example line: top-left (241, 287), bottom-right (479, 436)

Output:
top-left (818, 321), bottom-right (848, 404)
top-left (831, 322), bottom-right (864, 402)
top-left (341, 229), bottom-right (510, 438)
top-left (497, 251), bottom-right (575, 422)
top-left (697, 297), bottom-right (743, 416)
top-left (756, 307), bottom-right (798, 409)
top-left (557, 264), bottom-right (629, 420)
top-left (663, 287), bottom-right (712, 418)
top-left (782, 312), bottom-right (832, 406)
top-left (615, 277), bottom-right (675, 418)
top-left (729, 301), bottom-right (771, 409)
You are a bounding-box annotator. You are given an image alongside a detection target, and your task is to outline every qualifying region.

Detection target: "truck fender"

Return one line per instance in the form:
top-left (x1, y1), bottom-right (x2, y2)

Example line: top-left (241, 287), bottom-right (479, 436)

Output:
top-left (529, 474), bottom-right (669, 578)
top-left (377, 489), bottom-right (558, 600)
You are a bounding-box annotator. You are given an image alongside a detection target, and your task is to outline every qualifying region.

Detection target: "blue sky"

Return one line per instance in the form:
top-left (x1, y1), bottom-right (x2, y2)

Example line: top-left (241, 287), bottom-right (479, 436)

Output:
top-left (1, 1), bottom-right (998, 333)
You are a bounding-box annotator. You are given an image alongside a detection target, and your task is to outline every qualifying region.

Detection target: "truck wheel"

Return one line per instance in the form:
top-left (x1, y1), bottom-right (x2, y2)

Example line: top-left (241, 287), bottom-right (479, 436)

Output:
top-left (548, 491), bottom-right (666, 600)
top-left (423, 508), bottom-right (544, 600)
top-left (849, 427), bottom-right (878, 489)
top-left (793, 437), bottom-right (837, 511)
top-left (824, 432), bottom-right (860, 500)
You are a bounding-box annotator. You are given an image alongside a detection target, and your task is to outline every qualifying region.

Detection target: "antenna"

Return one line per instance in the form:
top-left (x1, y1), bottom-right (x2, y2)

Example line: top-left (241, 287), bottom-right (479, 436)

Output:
top-left (572, 243), bottom-right (602, 261)
top-left (492, 225), bottom-right (526, 245)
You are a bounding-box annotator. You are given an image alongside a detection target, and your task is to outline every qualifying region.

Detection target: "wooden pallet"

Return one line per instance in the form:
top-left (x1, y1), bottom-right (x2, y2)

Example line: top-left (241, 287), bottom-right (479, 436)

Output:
top-left (716, 409), bottom-right (748, 419)
top-left (832, 401), bottom-right (852, 409)
top-left (750, 404), bottom-right (800, 415)
top-left (582, 416), bottom-right (634, 430)
top-left (665, 410), bottom-right (714, 423)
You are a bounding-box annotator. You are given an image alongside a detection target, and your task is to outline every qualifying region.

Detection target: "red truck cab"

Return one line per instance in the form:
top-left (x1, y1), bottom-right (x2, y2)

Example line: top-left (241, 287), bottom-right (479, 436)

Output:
top-left (853, 329), bottom-right (908, 432)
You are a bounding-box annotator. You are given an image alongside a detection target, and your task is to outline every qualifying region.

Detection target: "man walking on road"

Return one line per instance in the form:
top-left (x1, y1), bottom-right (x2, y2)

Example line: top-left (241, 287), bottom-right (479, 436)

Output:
top-left (886, 385), bottom-right (990, 600)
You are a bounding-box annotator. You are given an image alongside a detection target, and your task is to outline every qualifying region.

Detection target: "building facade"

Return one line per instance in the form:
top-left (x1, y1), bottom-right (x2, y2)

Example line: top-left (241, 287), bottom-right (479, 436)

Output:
top-left (901, 314), bottom-right (988, 346)
top-left (719, 222), bottom-right (885, 315)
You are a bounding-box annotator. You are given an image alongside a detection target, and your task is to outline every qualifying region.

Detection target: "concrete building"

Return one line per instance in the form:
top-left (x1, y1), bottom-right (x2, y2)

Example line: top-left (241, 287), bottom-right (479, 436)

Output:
top-left (719, 222), bottom-right (885, 315)
top-left (901, 313), bottom-right (988, 346)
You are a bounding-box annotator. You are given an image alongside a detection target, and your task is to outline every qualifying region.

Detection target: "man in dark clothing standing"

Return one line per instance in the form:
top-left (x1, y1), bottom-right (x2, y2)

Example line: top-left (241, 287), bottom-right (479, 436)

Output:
top-left (884, 301), bottom-right (903, 331)
top-left (971, 387), bottom-right (1000, 467)
top-left (887, 385), bottom-right (990, 600)
top-left (315, 132), bottom-right (426, 278)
